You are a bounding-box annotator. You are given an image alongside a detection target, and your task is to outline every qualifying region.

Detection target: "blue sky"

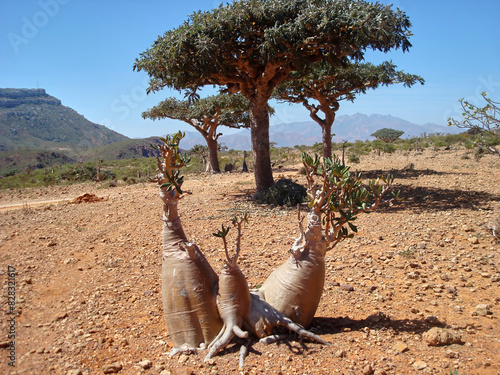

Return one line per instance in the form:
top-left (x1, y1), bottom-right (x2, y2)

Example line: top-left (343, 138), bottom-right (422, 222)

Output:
top-left (1, 0), bottom-right (500, 138)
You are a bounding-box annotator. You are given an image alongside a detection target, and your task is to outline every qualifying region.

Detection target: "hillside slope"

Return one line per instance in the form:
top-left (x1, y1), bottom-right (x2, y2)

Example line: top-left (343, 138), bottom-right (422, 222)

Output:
top-left (0, 88), bottom-right (128, 151)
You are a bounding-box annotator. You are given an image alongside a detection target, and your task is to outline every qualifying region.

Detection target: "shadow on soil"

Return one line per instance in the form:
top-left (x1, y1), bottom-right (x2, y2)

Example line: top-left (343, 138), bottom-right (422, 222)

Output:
top-left (362, 168), bottom-right (500, 212)
top-left (233, 167), bottom-right (500, 213)
top-left (312, 312), bottom-right (448, 336)
top-left (382, 184), bottom-right (500, 212)
top-left (215, 312), bottom-right (467, 359)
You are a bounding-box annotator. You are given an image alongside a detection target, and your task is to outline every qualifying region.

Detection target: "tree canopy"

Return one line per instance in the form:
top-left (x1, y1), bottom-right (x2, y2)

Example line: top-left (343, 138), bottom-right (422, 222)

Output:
top-left (143, 93), bottom-right (250, 173)
top-left (134, 0), bottom-right (416, 191)
top-left (273, 60), bottom-right (423, 158)
top-left (371, 128), bottom-right (405, 143)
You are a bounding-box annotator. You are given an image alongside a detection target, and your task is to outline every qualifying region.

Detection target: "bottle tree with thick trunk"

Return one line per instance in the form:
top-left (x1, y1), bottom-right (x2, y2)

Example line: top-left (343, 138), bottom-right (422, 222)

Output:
top-left (134, 0), bottom-right (416, 191)
top-left (143, 93), bottom-right (250, 173)
top-left (153, 132), bottom-right (329, 365)
top-left (258, 153), bottom-right (400, 327)
top-left (273, 61), bottom-right (424, 159)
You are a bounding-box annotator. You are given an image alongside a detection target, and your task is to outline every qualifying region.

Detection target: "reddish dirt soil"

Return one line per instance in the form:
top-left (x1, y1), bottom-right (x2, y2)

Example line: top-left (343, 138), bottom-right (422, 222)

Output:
top-left (1, 148), bottom-right (500, 375)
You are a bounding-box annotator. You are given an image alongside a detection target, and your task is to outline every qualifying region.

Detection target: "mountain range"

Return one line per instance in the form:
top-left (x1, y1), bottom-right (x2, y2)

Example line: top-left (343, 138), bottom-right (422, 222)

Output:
top-left (0, 88), bottom-right (461, 175)
top-left (180, 113), bottom-right (460, 151)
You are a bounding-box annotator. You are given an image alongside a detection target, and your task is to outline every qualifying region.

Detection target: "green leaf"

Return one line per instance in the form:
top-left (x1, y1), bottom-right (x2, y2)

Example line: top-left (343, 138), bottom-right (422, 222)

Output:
top-left (348, 222), bottom-right (358, 233)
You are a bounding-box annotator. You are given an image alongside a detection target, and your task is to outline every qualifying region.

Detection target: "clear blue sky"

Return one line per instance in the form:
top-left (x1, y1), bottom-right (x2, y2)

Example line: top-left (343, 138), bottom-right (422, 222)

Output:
top-left (1, 0), bottom-right (499, 138)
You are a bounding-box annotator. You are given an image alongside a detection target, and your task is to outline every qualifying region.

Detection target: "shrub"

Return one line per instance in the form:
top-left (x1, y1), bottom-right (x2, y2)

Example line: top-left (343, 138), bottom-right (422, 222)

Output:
top-left (254, 178), bottom-right (307, 206)
top-left (348, 154), bottom-right (360, 164)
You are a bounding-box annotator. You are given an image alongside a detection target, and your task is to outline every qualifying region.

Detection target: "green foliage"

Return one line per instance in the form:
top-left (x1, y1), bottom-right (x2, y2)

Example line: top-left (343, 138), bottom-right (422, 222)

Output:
top-left (134, 0), bottom-right (416, 191)
top-left (154, 132), bottom-right (190, 194)
top-left (448, 92), bottom-right (500, 158)
top-left (348, 154), bottom-right (360, 164)
top-left (254, 178), bottom-right (307, 207)
top-left (301, 152), bottom-right (399, 245)
top-left (134, 0), bottom-right (414, 95)
top-left (143, 93), bottom-right (252, 130)
top-left (371, 128), bottom-right (405, 143)
top-left (372, 140), bottom-right (396, 153)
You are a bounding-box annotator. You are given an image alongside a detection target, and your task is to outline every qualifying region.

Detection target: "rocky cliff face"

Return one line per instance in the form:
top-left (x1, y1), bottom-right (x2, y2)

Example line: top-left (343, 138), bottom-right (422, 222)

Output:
top-left (0, 88), bottom-right (61, 108)
top-left (0, 87), bottom-right (128, 152)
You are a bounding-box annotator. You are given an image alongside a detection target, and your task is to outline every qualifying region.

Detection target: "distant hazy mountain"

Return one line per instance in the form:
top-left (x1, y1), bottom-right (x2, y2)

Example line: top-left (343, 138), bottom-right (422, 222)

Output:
top-left (179, 113), bottom-right (461, 150)
top-left (0, 88), bottom-right (128, 151)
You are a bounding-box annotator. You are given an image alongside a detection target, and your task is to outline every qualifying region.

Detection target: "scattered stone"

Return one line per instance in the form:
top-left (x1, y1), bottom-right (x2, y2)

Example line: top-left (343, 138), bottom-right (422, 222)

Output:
top-left (444, 349), bottom-right (459, 359)
top-left (178, 354), bottom-right (189, 363)
top-left (341, 283), bottom-right (354, 292)
top-left (393, 341), bottom-right (409, 353)
top-left (475, 304), bottom-right (491, 316)
top-left (367, 285), bottom-right (378, 293)
top-left (413, 360), bottom-right (427, 370)
top-left (335, 349), bottom-right (347, 358)
top-left (66, 370), bottom-right (82, 375)
top-left (362, 364), bottom-right (374, 375)
top-left (138, 359), bottom-right (152, 370)
top-left (468, 237), bottom-right (479, 244)
top-left (54, 313), bottom-right (68, 322)
top-left (423, 327), bottom-right (462, 346)
top-left (102, 363), bottom-right (123, 374)
top-left (492, 274), bottom-right (500, 282)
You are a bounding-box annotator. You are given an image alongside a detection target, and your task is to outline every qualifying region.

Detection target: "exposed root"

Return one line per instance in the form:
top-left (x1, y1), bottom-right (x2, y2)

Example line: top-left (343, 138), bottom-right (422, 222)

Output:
top-left (204, 323), bottom-right (248, 362)
top-left (246, 292), bottom-right (329, 347)
top-left (166, 342), bottom-right (206, 356)
top-left (238, 342), bottom-right (249, 369)
top-left (259, 333), bottom-right (288, 344)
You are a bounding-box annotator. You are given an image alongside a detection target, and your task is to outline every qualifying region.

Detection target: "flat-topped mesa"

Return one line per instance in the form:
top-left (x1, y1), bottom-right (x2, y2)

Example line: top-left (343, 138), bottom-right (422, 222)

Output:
top-left (0, 88), bottom-right (61, 108)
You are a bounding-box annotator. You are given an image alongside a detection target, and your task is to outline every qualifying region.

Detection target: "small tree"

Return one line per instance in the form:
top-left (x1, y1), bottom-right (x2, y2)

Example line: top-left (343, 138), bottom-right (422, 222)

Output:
top-left (447, 92), bottom-right (500, 158)
top-left (371, 128), bottom-right (405, 143)
top-left (189, 144), bottom-right (211, 172)
top-left (274, 61), bottom-right (423, 159)
top-left (143, 93), bottom-right (250, 173)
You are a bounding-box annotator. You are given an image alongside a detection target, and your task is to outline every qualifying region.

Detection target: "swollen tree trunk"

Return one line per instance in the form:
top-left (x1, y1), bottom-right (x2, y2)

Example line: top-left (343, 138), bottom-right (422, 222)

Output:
top-left (205, 136), bottom-right (221, 173)
top-left (159, 187), bottom-right (222, 352)
top-left (258, 208), bottom-right (327, 328)
top-left (249, 100), bottom-right (274, 191)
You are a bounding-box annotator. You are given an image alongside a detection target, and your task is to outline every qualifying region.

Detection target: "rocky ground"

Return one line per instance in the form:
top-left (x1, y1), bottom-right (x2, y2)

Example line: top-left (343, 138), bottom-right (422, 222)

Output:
top-left (1, 148), bottom-right (500, 375)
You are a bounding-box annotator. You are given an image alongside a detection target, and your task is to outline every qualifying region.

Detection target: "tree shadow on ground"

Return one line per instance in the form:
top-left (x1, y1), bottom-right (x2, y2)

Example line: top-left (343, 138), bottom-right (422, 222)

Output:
top-left (359, 167), bottom-right (448, 180)
top-left (233, 167), bottom-right (500, 213)
top-left (380, 184), bottom-right (500, 213)
top-left (312, 312), bottom-right (449, 336)
top-left (358, 167), bottom-right (500, 212)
